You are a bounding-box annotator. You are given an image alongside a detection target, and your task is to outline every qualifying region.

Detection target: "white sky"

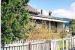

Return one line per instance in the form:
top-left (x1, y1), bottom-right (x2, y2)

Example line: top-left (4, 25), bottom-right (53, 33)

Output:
top-left (52, 2), bottom-right (75, 19)
top-left (37, 2), bottom-right (75, 19)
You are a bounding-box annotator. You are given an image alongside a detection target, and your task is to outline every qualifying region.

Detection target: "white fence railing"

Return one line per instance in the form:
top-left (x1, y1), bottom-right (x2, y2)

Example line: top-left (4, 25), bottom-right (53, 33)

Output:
top-left (51, 36), bottom-right (75, 50)
top-left (1, 36), bottom-right (75, 50)
top-left (1, 40), bottom-right (50, 50)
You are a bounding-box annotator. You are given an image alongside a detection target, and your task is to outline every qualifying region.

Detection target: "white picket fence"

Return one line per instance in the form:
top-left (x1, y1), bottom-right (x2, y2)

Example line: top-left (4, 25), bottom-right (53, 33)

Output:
top-left (51, 36), bottom-right (75, 50)
top-left (1, 40), bottom-right (51, 50)
top-left (1, 36), bottom-right (75, 50)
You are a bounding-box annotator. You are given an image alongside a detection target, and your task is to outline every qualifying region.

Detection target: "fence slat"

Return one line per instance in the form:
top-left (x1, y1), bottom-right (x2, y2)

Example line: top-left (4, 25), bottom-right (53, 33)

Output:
top-left (1, 36), bottom-right (75, 50)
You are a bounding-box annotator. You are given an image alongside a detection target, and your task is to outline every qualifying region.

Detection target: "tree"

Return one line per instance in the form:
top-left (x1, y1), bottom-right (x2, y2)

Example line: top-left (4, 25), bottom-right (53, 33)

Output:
top-left (70, 19), bottom-right (75, 35)
top-left (1, 0), bottom-right (30, 45)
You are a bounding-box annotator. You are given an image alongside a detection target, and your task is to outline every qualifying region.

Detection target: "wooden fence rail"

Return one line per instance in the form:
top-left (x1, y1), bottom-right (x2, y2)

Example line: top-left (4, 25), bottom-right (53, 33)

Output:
top-left (1, 36), bottom-right (75, 50)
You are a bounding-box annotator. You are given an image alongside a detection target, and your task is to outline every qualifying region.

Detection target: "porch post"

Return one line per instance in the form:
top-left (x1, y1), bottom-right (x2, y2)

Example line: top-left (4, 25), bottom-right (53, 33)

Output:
top-left (49, 22), bottom-right (51, 33)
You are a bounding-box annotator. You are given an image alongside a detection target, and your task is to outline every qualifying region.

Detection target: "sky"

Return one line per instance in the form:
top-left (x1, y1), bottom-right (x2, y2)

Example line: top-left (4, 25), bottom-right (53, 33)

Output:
top-left (29, 0), bottom-right (75, 19)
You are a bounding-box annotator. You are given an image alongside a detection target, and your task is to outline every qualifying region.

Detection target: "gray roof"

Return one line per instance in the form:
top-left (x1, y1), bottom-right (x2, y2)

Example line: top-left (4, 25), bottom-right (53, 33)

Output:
top-left (48, 16), bottom-right (72, 21)
top-left (26, 5), bottom-right (40, 14)
top-left (26, 5), bottom-right (72, 22)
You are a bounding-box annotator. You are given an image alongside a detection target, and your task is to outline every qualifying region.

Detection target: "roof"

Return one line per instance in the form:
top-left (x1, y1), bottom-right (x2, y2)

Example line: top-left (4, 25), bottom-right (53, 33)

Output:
top-left (26, 5), bottom-right (72, 23)
top-left (48, 16), bottom-right (72, 21)
top-left (26, 5), bottom-right (40, 14)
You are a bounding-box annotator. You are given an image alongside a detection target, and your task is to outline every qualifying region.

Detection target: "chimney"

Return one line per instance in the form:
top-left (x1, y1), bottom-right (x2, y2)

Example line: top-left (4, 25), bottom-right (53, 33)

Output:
top-left (49, 11), bottom-right (52, 16)
top-left (41, 9), bottom-right (43, 15)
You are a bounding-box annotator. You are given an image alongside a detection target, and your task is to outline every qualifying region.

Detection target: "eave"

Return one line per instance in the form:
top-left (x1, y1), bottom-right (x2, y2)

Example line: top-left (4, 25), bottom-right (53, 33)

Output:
top-left (31, 16), bottom-right (69, 23)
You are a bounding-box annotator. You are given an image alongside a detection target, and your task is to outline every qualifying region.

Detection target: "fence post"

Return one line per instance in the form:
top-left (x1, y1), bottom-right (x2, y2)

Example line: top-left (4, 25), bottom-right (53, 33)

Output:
top-left (29, 42), bottom-right (31, 50)
top-left (63, 39), bottom-right (64, 50)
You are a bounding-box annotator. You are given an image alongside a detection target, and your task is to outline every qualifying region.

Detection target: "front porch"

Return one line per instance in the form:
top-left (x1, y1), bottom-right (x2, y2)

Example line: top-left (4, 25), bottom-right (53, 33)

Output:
top-left (31, 16), bottom-right (67, 33)
top-left (27, 16), bottom-right (69, 40)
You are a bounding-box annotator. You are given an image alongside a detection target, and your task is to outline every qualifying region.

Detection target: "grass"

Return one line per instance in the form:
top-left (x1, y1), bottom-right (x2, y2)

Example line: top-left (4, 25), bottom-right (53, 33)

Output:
top-left (27, 24), bottom-right (68, 40)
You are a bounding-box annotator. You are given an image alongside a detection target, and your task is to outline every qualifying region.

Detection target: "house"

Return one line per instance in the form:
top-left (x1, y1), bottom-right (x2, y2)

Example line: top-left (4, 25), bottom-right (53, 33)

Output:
top-left (27, 5), bottom-right (71, 33)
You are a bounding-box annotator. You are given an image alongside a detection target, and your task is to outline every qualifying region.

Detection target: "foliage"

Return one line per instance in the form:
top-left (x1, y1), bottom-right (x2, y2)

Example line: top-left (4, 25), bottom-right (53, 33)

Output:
top-left (1, 0), bottom-right (30, 44)
top-left (27, 23), bottom-right (67, 40)
top-left (70, 19), bottom-right (75, 35)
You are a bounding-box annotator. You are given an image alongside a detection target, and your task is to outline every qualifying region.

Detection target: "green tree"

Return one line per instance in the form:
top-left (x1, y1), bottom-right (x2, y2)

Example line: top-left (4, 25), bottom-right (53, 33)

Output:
top-left (1, 0), bottom-right (30, 45)
top-left (71, 19), bottom-right (75, 35)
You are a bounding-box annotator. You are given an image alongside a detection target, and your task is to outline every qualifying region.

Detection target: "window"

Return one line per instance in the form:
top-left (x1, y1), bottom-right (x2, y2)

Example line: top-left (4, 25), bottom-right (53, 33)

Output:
top-left (51, 21), bottom-right (57, 32)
